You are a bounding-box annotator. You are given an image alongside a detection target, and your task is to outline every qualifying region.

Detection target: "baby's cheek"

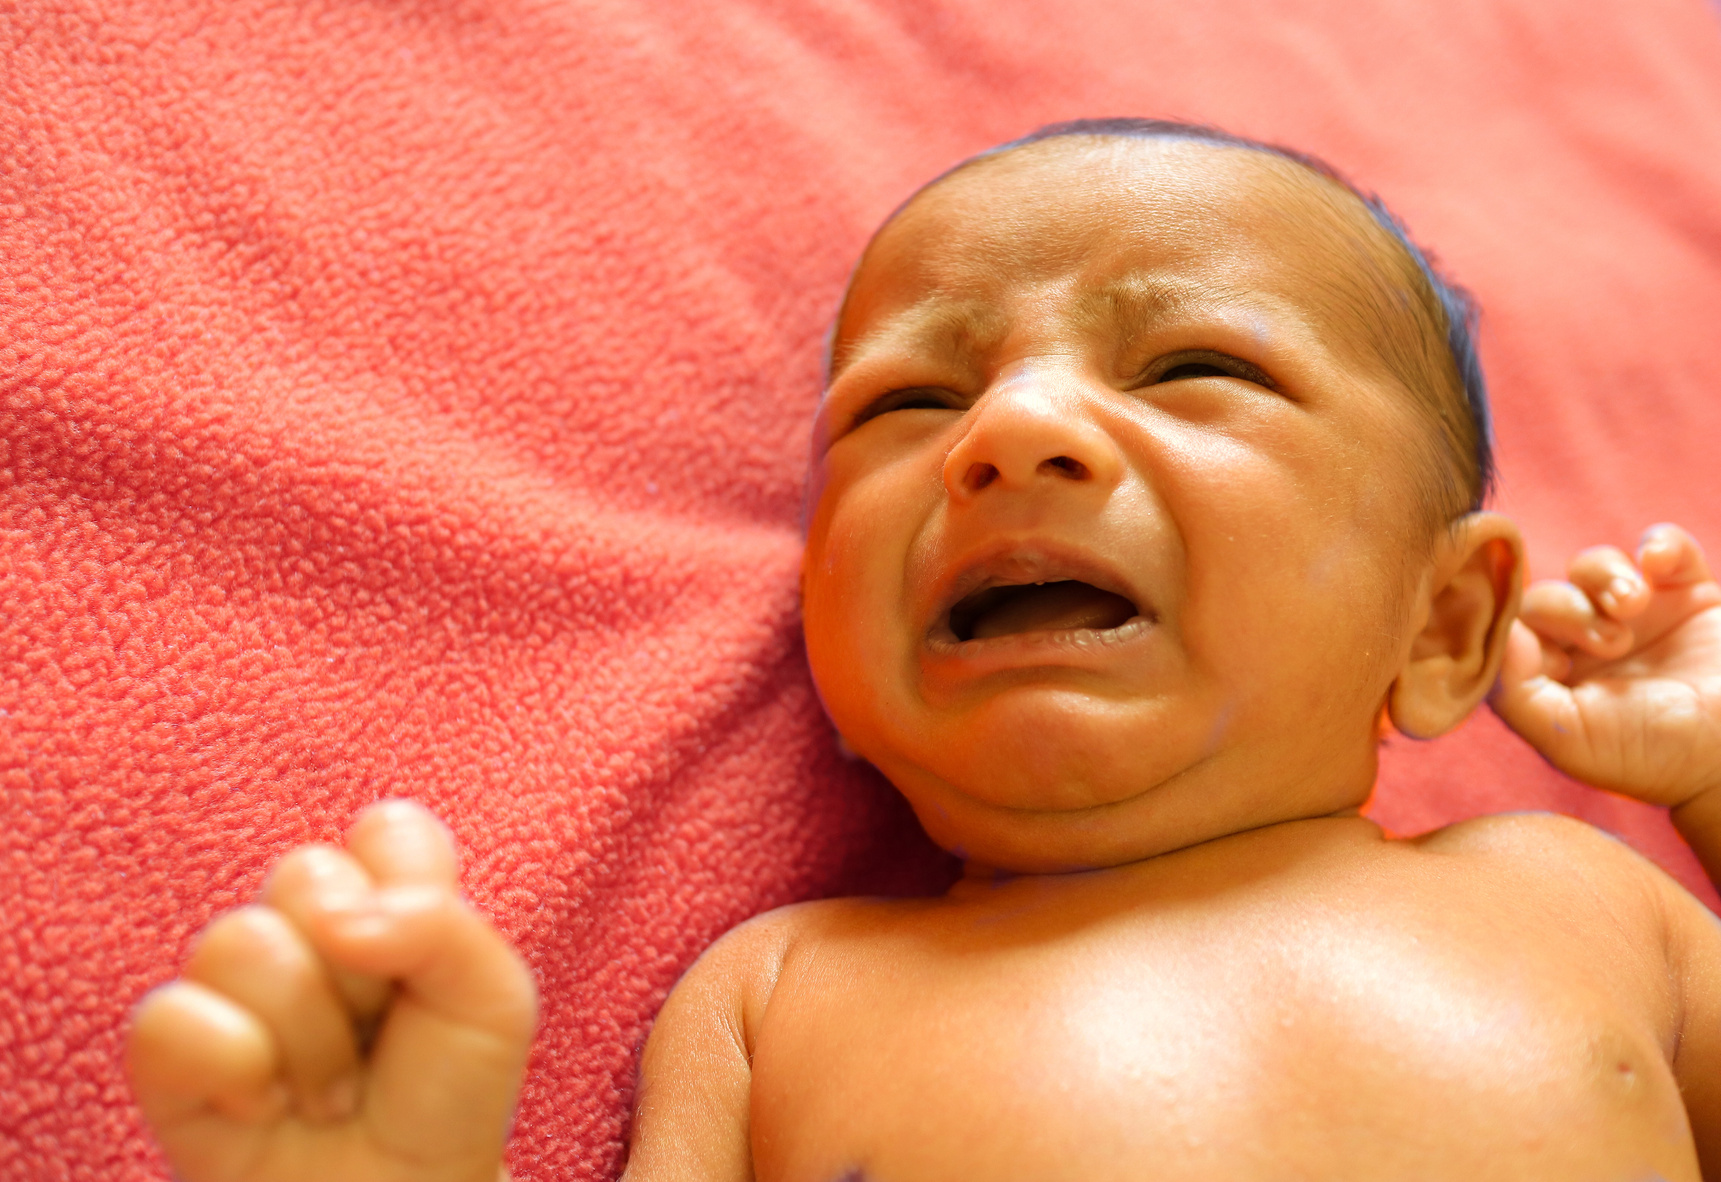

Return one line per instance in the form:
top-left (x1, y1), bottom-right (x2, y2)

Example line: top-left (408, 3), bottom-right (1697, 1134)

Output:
top-left (807, 493), bottom-right (898, 624)
top-left (1187, 534), bottom-right (1398, 707)
top-left (1276, 553), bottom-right (1407, 718)
top-left (803, 487), bottom-right (918, 714)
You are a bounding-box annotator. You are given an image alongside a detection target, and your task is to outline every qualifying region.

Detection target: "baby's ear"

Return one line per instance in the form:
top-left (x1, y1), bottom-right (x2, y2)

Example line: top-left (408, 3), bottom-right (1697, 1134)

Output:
top-left (1388, 512), bottom-right (1525, 739)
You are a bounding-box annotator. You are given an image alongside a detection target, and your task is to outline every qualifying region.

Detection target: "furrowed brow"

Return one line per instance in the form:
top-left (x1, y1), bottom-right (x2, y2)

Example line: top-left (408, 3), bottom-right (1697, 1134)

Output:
top-left (829, 299), bottom-right (1008, 382)
top-left (1070, 274), bottom-right (1200, 345)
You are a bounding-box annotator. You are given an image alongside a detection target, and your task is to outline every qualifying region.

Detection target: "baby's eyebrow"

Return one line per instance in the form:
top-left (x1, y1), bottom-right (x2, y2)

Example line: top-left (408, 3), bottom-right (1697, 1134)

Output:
top-left (828, 274), bottom-right (1247, 383)
top-left (1070, 273), bottom-right (1206, 343)
top-left (830, 298), bottom-right (1009, 381)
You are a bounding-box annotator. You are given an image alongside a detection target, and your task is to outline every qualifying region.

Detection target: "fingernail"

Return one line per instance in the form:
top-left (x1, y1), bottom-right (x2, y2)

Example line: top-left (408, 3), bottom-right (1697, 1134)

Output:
top-left (376, 884), bottom-right (444, 914)
top-left (321, 885), bottom-right (439, 936)
top-left (1586, 626), bottom-right (1621, 649)
top-left (1608, 577), bottom-right (1639, 602)
top-left (321, 905), bottom-right (391, 942)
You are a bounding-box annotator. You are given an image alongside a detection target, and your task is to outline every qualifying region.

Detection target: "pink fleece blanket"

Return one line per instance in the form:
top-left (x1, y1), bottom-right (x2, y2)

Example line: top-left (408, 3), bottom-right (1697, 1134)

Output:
top-left (5, 1), bottom-right (1721, 1178)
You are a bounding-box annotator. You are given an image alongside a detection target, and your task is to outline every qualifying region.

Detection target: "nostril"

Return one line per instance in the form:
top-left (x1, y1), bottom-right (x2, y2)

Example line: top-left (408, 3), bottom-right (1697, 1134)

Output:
top-left (1039, 455), bottom-right (1089, 480)
top-left (964, 462), bottom-right (999, 492)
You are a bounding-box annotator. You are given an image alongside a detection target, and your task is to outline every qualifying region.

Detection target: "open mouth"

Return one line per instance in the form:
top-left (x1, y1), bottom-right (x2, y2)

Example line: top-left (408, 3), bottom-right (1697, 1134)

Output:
top-left (946, 580), bottom-right (1142, 642)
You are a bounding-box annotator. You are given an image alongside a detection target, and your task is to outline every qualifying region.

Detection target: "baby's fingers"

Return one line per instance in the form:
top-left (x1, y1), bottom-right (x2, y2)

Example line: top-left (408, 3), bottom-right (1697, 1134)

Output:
top-left (261, 799), bottom-right (459, 1038)
top-left (183, 906), bottom-right (361, 1123)
top-left (325, 801), bottom-right (533, 1047)
top-left (346, 798), bottom-right (459, 890)
top-left (1490, 629), bottom-right (1590, 779)
top-left (1639, 523), bottom-right (1714, 588)
top-left (313, 884), bottom-right (537, 1167)
top-left (1497, 619), bottom-right (1569, 685)
top-left (1566, 545), bottom-right (1651, 621)
top-left (129, 980), bottom-right (285, 1128)
top-left (264, 844), bottom-right (392, 1033)
top-left (1520, 580), bottom-right (1633, 662)
top-left (329, 801), bottom-right (535, 1166)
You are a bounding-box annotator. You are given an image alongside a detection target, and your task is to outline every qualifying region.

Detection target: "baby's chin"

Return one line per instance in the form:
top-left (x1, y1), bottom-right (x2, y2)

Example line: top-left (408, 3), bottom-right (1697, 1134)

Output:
top-left (863, 720), bottom-right (1380, 874)
top-left (858, 685), bottom-right (1219, 808)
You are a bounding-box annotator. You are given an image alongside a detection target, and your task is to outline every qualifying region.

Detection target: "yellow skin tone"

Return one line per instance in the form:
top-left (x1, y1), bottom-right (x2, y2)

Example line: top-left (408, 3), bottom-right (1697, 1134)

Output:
top-left (129, 138), bottom-right (1721, 1182)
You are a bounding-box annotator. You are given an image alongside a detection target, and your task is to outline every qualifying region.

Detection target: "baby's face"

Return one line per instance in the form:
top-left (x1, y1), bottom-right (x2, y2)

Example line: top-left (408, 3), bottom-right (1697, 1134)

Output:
top-left (804, 138), bottom-right (1441, 872)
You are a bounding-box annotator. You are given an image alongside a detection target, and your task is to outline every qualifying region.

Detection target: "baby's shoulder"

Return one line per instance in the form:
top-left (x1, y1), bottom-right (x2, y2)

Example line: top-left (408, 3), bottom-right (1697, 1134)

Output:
top-left (1409, 811), bottom-right (1721, 1079)
top-left (1406, 810), bottom-right (1679, 931)
top-left (680, 895), bottom-right (907, 987)
top-left (1415, 809), bottom-right (1638, 864)
top-left (1414, 809), bottom-right (1648, 876)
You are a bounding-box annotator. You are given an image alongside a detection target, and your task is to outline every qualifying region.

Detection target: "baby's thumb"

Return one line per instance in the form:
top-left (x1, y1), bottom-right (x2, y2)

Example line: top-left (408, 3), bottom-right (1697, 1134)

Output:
top-left (1495, 621), bottom-right (1545, 695)
top-left (311, 884), bottom-right (537, 1045)
top-left (311, 885), bottom-right (537, 1174)
top-left (1490, 621), bottom-right (1576, 755)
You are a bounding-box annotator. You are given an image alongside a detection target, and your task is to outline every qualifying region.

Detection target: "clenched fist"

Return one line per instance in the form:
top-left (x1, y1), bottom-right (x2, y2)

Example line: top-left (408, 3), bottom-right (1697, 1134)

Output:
top-left (128, 801), bottom-right (537, 1182)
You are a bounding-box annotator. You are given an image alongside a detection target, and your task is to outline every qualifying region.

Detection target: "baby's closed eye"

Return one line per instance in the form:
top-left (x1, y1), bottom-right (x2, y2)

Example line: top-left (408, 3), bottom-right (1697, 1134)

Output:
top-left (851, 386), bottom-right (965, 426)
top-left (1136, 349), bottom-right (1277, 390)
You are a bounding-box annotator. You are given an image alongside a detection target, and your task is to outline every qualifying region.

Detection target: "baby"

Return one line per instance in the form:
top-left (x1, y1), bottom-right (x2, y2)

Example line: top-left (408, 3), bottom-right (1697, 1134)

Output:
top-left (129, 120), bottom-right (1721, 1180)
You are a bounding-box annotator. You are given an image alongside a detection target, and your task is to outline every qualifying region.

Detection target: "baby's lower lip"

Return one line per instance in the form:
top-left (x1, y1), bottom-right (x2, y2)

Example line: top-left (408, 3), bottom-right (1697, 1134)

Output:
top-left (921, 614), bottom-right (1157, 668)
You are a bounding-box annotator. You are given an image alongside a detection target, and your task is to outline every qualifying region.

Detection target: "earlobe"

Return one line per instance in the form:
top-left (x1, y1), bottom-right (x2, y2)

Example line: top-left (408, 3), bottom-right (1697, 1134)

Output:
top-left (1388, 512), bottom-right (1525, 739)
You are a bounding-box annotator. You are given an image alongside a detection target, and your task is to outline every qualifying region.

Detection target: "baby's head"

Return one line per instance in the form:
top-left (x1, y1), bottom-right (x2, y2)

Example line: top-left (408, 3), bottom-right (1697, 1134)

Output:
top-left (802, 121), bottom-right (1524, 873)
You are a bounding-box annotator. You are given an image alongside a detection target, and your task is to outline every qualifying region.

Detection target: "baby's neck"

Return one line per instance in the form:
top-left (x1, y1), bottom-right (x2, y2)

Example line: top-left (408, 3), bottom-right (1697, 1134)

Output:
top-left (954, 804), bottom-right (1373, 889)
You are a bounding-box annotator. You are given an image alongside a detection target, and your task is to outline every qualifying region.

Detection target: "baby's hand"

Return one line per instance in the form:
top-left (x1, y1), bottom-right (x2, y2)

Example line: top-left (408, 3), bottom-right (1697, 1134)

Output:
top-left (1492, 524), bottom-right (1721, 808)
top-left (127, 801), bottom-right (537, 1182)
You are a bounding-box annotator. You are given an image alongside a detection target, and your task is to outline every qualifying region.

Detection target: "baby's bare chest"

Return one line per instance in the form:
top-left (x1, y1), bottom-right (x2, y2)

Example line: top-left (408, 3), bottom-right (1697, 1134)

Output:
top-left (748, 891), bottom-right (1691, 1182)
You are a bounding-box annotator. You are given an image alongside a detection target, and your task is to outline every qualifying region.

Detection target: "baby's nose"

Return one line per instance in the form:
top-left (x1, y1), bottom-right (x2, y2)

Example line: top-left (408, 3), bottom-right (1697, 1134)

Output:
top-left (942, 374), bottom-right (1123, 501)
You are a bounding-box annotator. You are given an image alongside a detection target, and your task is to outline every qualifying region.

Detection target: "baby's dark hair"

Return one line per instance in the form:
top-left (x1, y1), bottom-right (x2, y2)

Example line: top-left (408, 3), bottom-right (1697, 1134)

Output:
top-left (967, 118), bottom-right (1496, 525)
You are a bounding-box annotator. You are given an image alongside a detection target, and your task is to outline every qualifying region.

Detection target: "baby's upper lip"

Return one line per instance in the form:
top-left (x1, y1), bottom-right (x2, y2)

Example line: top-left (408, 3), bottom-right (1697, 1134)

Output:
top-left (925, 539), bottom-right (1153, 639)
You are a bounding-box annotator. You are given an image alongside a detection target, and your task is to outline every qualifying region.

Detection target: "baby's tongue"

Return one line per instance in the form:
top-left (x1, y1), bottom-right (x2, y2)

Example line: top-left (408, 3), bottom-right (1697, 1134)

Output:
top-left (970, 581), bottom-right (1137, 640)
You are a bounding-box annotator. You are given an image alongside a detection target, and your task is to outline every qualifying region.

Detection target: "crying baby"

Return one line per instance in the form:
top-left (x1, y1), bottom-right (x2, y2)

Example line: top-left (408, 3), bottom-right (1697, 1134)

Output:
top-left (130, 120), bottom-right (1721, 1181)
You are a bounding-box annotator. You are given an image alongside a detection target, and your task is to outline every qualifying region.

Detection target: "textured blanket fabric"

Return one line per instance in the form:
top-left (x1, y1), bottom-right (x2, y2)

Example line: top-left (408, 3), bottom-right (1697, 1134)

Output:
top-left (4, 1), bottom-right (1720, 1177)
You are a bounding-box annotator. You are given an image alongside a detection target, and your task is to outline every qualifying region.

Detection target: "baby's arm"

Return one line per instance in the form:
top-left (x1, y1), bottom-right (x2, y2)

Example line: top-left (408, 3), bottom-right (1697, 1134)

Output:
top-left (621, 913), bottom-right (794, 1182)
top-left (127, 801), bottom-right (537, 1182)
top-left (1653, 859), bottom-right (1721, 1170)
top-left (1491, 524), bottom-right (1721, 1163)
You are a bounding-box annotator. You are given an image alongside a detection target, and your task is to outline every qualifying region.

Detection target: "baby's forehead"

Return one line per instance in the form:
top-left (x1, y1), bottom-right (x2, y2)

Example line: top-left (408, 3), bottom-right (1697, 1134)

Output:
top-left (837, 142), bottom-right (1399, 368)
top-left (843, 274), bottom-right (1266, 368)
top-left (846, 157), bottom-right (1369, 337)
